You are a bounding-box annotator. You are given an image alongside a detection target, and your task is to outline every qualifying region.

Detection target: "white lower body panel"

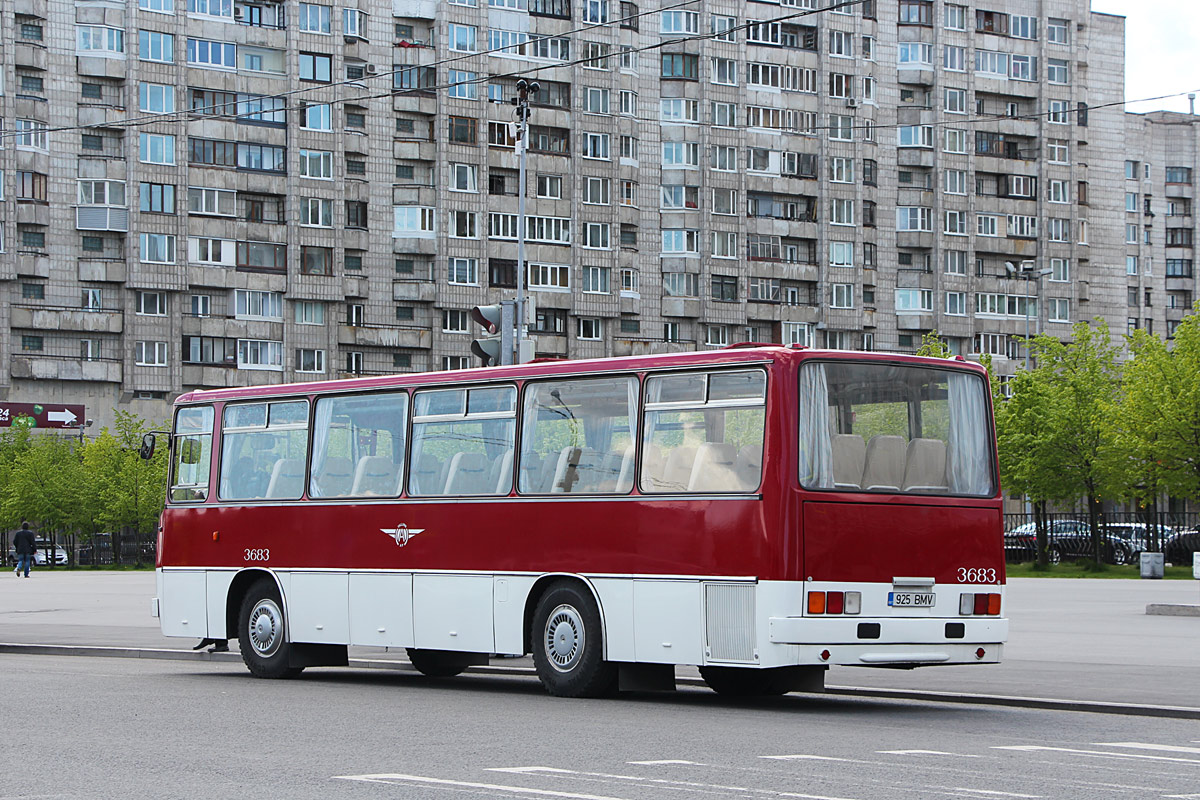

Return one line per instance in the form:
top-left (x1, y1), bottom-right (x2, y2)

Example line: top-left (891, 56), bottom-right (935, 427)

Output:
top-left (155, 570), bottom-right (1007, 669)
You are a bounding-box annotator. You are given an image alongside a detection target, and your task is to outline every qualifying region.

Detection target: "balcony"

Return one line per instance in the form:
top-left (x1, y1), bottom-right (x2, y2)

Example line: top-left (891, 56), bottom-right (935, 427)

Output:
top-left (392, 281), bottom-right (436, 302)
top-left (338, 324), bottom-right (431, 349)
top-left (76, 206), bottom-right (129, 232)
top-left (662, 296), bottom-right (701, 318)
top-left (11, 306), bottom-right (122, 333)
top-left (11, 355), bottom-right (122, 383)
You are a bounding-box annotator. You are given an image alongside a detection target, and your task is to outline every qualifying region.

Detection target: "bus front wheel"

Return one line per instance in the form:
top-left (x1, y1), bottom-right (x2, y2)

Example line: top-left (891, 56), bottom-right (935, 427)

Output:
top-left (238, 578), bottom-right (303, 679)
top-left (531, 581), bottom-right (616, 698)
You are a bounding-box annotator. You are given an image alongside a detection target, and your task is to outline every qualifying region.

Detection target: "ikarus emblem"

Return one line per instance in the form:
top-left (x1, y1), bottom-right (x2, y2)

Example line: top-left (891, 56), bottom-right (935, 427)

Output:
top-left (381, 524), bottom-right (424, 547)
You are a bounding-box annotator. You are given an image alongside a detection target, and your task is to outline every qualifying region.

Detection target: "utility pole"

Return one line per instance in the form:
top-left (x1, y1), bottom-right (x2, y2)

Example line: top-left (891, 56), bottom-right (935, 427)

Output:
top-left (513, 79), bottom-right (538, 364)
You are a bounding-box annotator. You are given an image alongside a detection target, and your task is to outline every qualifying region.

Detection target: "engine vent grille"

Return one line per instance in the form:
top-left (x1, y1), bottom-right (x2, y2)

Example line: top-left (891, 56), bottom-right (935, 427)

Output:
top-left (704, 582), bottom-right (756, 663)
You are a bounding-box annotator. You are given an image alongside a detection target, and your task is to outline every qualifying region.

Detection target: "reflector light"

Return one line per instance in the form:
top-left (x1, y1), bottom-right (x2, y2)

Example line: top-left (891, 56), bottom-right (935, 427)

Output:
top-left (827, 591), bottom-right (845, 615)
top-left (987, 593), bottom-right (1002, 615)
top-left (975, 647), bottom-right (986, 660)
top-left (973, 593), bottom-right (989, 615)
top-left (844, 591), bottom-right (862, 615)
top-left (808, 592), bottom-right (826, 614)
top-left (959, 594), bottom-right (974, 615)
top-left (820, 649), bottom-right (831, 661)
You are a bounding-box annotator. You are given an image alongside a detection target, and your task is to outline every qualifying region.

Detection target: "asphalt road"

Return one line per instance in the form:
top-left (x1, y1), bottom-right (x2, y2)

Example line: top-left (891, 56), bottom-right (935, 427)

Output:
top-left (2, 571), bottom-right (1198, 707)
top-left (5, 654), bottom-right (1200, 800)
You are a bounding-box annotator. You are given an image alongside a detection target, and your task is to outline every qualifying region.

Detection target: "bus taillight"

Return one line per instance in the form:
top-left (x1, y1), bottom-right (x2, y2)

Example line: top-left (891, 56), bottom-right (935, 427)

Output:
top-left (807, 591), bottom-right (861, 615)
top-left (959, 593), bottom-right (1002, 616)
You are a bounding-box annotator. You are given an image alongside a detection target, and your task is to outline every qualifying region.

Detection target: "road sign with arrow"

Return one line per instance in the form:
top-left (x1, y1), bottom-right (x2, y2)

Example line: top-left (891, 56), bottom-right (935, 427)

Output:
top-left (0, 403), bottom-right (87, 429)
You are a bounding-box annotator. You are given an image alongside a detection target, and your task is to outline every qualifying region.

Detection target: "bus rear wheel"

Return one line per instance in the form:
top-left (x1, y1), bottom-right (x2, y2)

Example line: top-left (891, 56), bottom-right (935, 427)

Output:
top-left (699, 666), bottom-right (822, 697)
top-left (532, 581), bottom-right (616, 698)
top-left (238, 578), bottom-right (303, 679)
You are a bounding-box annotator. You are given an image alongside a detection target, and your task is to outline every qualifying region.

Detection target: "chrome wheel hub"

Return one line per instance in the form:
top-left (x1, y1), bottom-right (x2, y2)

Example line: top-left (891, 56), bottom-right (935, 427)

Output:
top-left (248, 598), bottom-right (283, 658)
top-left (544, 604), bottom-right (584, 673)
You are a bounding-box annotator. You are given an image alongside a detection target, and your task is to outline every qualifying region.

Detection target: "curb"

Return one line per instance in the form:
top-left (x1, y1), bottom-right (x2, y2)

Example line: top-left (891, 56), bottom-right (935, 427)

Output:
top-left (4, 642), bottom-right (1199, 720)
top-left (1146, 603), bottom-right (1200, 617)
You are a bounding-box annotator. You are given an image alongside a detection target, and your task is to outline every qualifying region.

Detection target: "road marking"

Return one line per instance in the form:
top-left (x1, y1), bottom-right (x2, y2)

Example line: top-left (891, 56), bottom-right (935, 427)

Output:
top-left (626, 760), bottom-right (703, 766)
top-left (994, 746), bottom-right (1200, 765)
top-left (1098, 743), bottom-right (1200, 756)
top-left (949, 791), bottom-right (1042, 799)
top-left (761, 755), bottom-right (856, 762)
top-left (485, 766), bottom-right (860, 800)
top-left (1164, 794), bottom-right (1200, 798)
top-left (335, 773), bottom-right (627, 800)
top-left (878, 750), bottom-right (981, 758)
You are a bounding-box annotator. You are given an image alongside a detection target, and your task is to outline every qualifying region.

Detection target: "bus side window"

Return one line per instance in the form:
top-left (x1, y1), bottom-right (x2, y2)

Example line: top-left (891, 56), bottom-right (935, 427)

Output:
top-left (170, 405), bottom-right (214, 502)
top-left (641, 370), bottom-right (766, 494)
top-left (518, 376), bottom-right (638, 494)
top-left (409, 385), bottom-right (516, 497)
top-left (309, 392), bottom-right (409, 498)
top-left (219, 400), bottom-right (309, 501)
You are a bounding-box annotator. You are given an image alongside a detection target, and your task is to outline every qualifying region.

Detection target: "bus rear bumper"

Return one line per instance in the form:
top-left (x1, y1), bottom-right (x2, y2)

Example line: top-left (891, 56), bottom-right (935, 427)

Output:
top-left (768, 616), bottom-right (1007, 665)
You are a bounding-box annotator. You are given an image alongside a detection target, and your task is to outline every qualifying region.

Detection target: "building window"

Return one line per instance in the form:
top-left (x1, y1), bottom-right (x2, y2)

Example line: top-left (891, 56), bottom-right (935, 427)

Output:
top-left (711, 275), bottom-right (738, 302)
top-left (299, 52), bottom-right (332, 82)
top-left (135, 341), bottom-right (169, 367)
top-left (447, 257), bottom-right (478, 285)
top-left (831, 284), bottom-right (854, 309)
top-left (448, 116), bottom-right (477, 144)
top-left (576, 318), bottom-right (602, 341)
top-left (346, 201), bottom-right (368, 229)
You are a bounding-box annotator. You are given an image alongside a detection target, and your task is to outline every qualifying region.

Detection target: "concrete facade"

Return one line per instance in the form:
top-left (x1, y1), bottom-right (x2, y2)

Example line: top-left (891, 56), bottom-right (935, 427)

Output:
top-left (0, 0), bottom-right (1190, 429)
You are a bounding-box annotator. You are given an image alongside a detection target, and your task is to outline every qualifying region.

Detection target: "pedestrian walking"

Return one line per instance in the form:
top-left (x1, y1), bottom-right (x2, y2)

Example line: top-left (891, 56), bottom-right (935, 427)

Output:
top-left (13, 522), bottom-right (36, 578)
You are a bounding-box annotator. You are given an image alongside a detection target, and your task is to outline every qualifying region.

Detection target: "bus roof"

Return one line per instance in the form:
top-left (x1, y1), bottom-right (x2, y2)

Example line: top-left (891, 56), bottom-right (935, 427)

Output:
top-left (174, 345), bottom-right (989, 405)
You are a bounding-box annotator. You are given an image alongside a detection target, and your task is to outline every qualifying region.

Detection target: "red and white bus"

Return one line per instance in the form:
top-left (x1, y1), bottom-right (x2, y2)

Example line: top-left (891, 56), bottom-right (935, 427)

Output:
top-left (153, 345), bottom-right (1006, 697)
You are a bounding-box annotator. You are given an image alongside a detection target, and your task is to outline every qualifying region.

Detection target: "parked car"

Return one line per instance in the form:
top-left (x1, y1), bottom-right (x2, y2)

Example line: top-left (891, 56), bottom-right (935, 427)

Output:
top-left (77, 533), bottom-right (155, 565)
top-left (7, 539), bottom-right (68, 566)
top-left (1004, 520), bottom-right (1092, 563)
top-left (1163, 527), bottom-right (1200, 566)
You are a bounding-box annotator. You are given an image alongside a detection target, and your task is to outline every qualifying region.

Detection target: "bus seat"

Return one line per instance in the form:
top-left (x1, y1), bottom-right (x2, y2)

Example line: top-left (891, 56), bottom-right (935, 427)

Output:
top-left (688, 442), bottom-right (738, 492)
top-left (534, 452), bottom-right (560, 493)
top-left (445, 452), bottom-right (491, 495)
top-left (831, 434), bottom-right (867, 489)
top-left (517, 453), bottom-right (543, 493)
top-left (550, 446), bottom-right (583, 493)
top-left (862, 435), bottom-right (906, 492)
top-left (658, 446), bottom-right (697, 492)
top-left (351, 456), bottom-right (400, 496)
top-left (640, 444), bottom-right (666, 490)
top-left (492, 450), bottom-right (514, 494)
top-left (595, 449), bottom-right (624, 491)
top-left (902, 438), bottom-right (949, 493)
top-left (735, 446), bottom-right (763, 492)
top-left (410, 454), bottom-right (444, 495)
top-left (312, 456), bottom-right (353, 497)
top-left (265, 458), bottom-right (305, 499)
top-left (613, 445), bottom-right (636, 493)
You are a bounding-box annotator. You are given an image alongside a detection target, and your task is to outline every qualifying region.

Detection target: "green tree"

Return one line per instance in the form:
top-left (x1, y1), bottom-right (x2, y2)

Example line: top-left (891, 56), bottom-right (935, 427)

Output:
top-left (1022, 321), bottom-right (1124, 567)
top-left (1115, 309), bottom-right (1200, 503)
top-left (81, 411), bottom-right (167, 565)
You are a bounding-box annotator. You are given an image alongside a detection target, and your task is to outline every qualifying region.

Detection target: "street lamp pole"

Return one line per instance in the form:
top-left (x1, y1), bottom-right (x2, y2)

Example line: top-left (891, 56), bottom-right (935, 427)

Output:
top-left (1006, 260), bottom-right (1053, 370)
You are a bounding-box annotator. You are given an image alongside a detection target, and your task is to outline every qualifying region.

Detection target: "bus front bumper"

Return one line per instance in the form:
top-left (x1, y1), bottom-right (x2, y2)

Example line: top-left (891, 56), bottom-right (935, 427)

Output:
top-left (768, 616), bottom-right (1007, 666)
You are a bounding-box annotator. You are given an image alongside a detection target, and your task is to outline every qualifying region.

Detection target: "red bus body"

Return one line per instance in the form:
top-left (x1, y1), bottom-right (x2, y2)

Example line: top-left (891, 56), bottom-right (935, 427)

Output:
top-left (154, 346), bottom-right (1006, 685)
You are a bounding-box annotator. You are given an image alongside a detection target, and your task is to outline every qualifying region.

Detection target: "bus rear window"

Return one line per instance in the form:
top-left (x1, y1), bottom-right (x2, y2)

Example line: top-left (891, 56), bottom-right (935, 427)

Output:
top-left (798, 361), bottom-right (993, 496)
top-left (641, 369), bottom-right (766, 494)
top-left (171, 406), bottom-right (214, 502)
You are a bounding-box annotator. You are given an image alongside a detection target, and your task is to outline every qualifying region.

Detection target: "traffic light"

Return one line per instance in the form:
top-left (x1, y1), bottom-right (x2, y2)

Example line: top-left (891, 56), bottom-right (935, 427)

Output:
top-left (470, 302), bottom-right (514, 366)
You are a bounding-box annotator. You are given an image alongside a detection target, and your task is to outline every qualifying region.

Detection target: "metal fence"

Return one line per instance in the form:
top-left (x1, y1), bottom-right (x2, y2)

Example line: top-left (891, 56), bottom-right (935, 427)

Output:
top-left (1003, 511), bottom-right (1200, 566)
top-left (3, 530), bottom-right (156, 568)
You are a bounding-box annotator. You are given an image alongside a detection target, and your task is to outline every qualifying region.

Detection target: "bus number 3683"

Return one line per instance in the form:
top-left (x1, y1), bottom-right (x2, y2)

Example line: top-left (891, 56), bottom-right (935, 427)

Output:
top-left (244, 549), bottom-right (270, 562)
top-left (958, 567), bottom-right (996, 583)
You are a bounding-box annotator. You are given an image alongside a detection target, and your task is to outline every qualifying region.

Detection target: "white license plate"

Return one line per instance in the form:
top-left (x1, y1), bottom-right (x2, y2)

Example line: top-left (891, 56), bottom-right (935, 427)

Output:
top-left (888, 592), bottom-right (935, 607)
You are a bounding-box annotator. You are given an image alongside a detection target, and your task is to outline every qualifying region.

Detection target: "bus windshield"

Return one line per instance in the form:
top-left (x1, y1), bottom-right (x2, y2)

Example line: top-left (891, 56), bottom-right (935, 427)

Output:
top-left (798, 361), bottom-right (994, 496)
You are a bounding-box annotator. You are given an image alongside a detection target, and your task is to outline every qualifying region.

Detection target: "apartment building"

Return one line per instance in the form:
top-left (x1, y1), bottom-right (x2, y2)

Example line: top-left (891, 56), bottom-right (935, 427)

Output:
top-left (1120, 111), bottom-right (1200, 341)
top-left (0, 0), bottom-right (1178, 428)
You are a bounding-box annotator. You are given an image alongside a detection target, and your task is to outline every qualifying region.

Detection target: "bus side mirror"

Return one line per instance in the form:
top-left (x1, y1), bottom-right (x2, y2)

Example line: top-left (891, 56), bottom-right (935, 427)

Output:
top-left (139, 433), bottom-right (156, 460)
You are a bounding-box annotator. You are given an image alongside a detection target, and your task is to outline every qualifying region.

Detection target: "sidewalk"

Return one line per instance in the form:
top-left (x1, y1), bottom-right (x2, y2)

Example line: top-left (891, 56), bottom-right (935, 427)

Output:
top-left (3, 571), bottom-right (1197, 708)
